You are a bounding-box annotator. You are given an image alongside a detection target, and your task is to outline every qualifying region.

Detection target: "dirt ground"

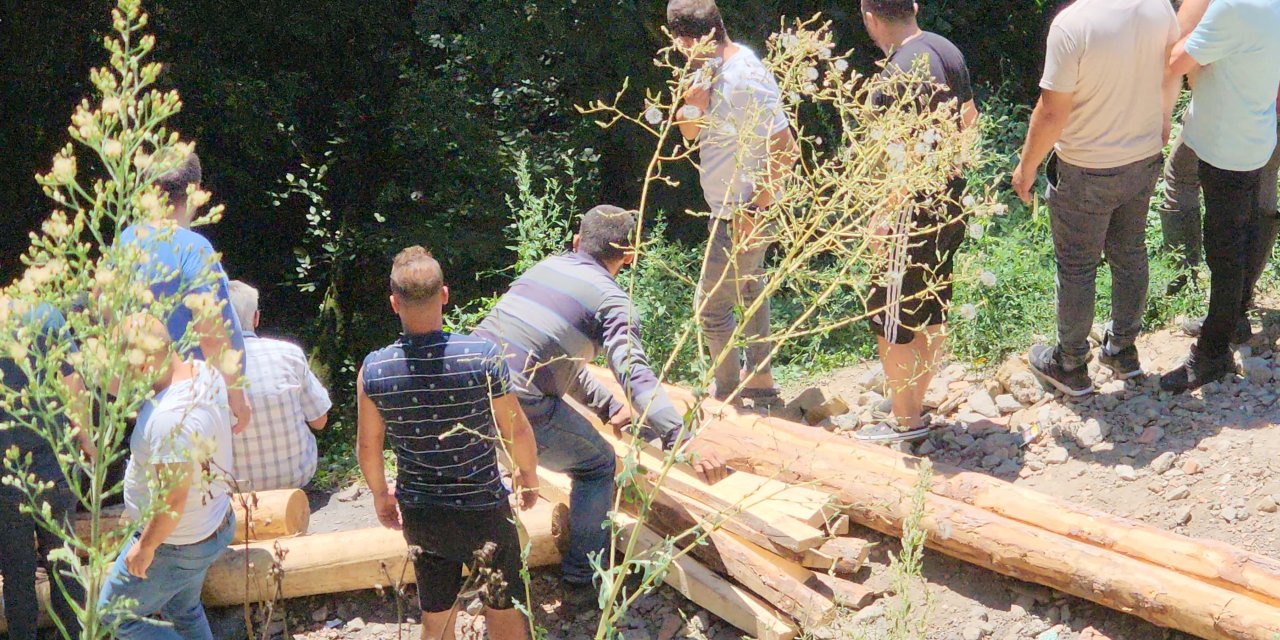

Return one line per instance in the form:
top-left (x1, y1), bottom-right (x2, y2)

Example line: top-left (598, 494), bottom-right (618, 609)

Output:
top-left (226, 313), bottom-right (1280, 640)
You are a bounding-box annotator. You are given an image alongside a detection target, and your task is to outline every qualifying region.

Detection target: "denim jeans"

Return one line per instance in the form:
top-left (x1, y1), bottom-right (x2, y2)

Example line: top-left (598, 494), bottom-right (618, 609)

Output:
top-left (1198, 160), bottom-right (1265, 359)
top-left (1045, 153), bottom-right (1162, 369)
top-left (696, 217), bottom-right (773, 395)
top-left (99, 510), bottom-right (236, 640)
top-left (0, 486), bottom-right (83, 640)
top-left (1161, 124), bottom-right (1280, 303)
top-left (518, 394), bottom-right (615, 585)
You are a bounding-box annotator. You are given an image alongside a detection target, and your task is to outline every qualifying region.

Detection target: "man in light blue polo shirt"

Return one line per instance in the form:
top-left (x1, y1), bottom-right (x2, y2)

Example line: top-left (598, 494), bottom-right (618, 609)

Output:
top-left (1160, 0), bottom-right (1280, 393)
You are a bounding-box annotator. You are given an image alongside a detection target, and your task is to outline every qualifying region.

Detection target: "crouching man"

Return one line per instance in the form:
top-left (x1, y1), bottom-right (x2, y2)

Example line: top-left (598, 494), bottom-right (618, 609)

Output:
top-left (99, 315), bottom-right (236, 640)
top-left (358, 247), bottom-right (539, 640)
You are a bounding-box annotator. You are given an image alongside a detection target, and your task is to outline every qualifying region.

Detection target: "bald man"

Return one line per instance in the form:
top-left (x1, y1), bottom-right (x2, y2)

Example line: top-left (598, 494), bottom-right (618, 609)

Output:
top-left (99, 315), bottom-right (236, 640)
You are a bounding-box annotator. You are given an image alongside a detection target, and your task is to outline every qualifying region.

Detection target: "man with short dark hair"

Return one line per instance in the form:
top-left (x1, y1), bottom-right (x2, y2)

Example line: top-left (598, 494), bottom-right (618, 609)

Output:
top-left (227, 280), bottom-right (331, 491)
top-left (1159, 0), bottom-right (1280, 392)
top-left (853, 0), bottom-right (978, 443)
top-left (357, 247), bottom-right (538, 640)
top-left (668, 0), bottom-right (797, 404)
top-left (1012, 0), bottom-right (1179, 396)
top-left (118, 152), bottom-right (251, 432)
top-left (475, 205), bottom-right (727, 601)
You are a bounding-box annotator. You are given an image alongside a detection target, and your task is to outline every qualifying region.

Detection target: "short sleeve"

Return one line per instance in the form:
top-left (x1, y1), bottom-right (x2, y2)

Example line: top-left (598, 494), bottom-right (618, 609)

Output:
top-left (296, 350), bottom-right (332, 422)
top-left (947, 53), bottom-right (975, 105)
top-left (1183, 0), bottom-right (1241, 66)
top-left (484, 343), bottom-right (511, 397)
top-left (1040, 22), bottom-right (1081, 93)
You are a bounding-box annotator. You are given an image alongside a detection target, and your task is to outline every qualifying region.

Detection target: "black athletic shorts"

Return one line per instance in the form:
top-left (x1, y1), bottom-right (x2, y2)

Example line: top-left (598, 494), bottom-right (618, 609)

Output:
top-left (400, 501), bottom-right (523, 613)
top-left (868, 176), bottom-right (968, 345)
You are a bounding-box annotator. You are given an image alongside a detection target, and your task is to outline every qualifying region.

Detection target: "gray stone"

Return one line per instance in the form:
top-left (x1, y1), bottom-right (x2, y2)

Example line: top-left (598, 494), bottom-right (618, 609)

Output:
top-left (968, 390), bottom-right (1001, 419)
top-left (995, 394), bottom-right (1023, 414)
top-left (981, 453), bottom-right (1003, 469)
top-left (1222, 507), bottom-right (1238, 522)
top-left (1244, 357), bottom-right (1274, 384)
top-left (1044, 447), bottom-right (1069, 464)
top-left (1257, 496), bottom-right (1279, 513)
top-left (1074, 418), bottom-right (1109, 447)
top-left (859, 365), bottom-right (888, 394)
top-left (335, 483), bottom-right (365, 503)
top-left (1175, 505), bottom-right (1194, 524)
top-left (1151, 451), bottom-right (1177, 475)
top-left (1116, 465), bottom-right (1138, 481)
top-left (787, 387), bottom-right (851, 425)
top-left (1166, 485), bottom-right (1190, 500)
top-left (346, 618), bottom-right (366, 631)
top-left (916, 439), bottom-right (938, 456)
top-left (963, 626), bottom-right (984, 640)
top-left (924, 376), bottom-right (950, 409)
top-left (1008, 371), bottom-right (1049, 404)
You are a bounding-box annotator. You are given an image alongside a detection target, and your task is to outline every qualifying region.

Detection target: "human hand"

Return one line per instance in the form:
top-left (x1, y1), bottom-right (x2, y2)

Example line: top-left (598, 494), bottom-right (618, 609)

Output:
top-left (229, 389), bottom-right (252, 435)
top-left (608, 404), bottom-right (634, 439)
top-left (683, 438), bottom-right (729, 484)
top-left (513, 468), bottom-right (540, 512)
top-left (124, 543), bottom-right (155, 579)
top-left (373, 490), bottom-right (402, 530)
top-left (1011, 162), bottom-right (1037, 205)
top-left (684, 85), bottom-right (711, 112)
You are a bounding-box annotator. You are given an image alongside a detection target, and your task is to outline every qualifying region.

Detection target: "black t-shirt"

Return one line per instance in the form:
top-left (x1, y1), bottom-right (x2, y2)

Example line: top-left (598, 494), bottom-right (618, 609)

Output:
top-left (873, 31), bottom-right (974, 114)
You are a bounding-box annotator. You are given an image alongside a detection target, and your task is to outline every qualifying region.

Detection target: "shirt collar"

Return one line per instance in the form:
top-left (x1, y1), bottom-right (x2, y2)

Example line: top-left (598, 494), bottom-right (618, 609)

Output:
top-left (566, 251), bottom-right (617, 281)
top-left (400, 330), bottom-right (447, 346)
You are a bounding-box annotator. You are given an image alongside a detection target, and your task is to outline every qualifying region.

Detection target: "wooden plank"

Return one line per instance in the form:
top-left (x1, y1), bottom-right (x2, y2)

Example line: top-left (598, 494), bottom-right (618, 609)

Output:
top-left (801, 537), bottom-right (872, 576)
top-left (615, 515), bottom-right (797, 640)
top-left (711, 472), bottom-right (837, 528)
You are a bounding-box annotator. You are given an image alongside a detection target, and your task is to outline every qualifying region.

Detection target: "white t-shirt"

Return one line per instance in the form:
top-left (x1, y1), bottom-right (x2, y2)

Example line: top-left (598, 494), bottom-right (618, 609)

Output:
top-left (124, 360), bottom-right (233, 545)
top-left (697, 45), bottom-right (790, 219)
top-left (1040, 0), bottom-right (1179, 169)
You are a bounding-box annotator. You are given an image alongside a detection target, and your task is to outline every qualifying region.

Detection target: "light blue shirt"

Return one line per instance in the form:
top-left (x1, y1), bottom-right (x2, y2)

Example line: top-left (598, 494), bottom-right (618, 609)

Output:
top-left (1181, 0), bottom-right (1280, 172)
top-left (118, 224), bottom-right (246, 370)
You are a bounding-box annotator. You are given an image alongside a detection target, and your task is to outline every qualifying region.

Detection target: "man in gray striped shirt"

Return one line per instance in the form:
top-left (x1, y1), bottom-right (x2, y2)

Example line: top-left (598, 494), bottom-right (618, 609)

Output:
top-left (476, 205), bottom-right (726, 594)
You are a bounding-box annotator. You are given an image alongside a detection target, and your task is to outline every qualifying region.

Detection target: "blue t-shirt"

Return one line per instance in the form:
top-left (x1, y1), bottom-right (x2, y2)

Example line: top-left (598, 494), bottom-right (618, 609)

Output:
top-left (118, 224), bottom-right (245, 369)
top-left (362, 332), bottom-right (512, 510)
top-left (1181, 0), bottom-right (1280, 172)
top-left (0, 304), bottom-right (76, 487)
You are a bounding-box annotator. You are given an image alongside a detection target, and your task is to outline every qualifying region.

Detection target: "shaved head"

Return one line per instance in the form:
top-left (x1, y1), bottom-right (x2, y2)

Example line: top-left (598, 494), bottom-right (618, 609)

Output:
top-left (390, 246), bottom-right (444, 304)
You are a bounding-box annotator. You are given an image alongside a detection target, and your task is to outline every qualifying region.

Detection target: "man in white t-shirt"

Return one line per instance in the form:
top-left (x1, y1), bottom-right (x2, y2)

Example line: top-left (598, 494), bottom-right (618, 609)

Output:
top-left (1012, 0), bottom-right (1179, 397)
top-left (669, 0), bottom-right (797, 404)
top-left (99, 315), bottom-right (236, 640)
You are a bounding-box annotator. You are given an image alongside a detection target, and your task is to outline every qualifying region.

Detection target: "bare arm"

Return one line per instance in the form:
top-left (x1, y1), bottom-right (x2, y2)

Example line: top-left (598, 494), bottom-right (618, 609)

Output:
top-left (751, 127), bottom-right (799, 210)
top-left (193, 314), bottom-right (251, 434)
top-left (491, 393), bottom-right (539, 511)
top-left (1161, 40), bottom-right (1181, 144)
top-left (306, 414), bottom-right (328, 430)
top-left (1012, 89), bottom-right (1074, 203)
top-left (356, 367), bottom-right (399, 530)
top-left (123, 462), bottom-right (190, 578)
top-left (960, 99), bottom-right (979, 131)
top-left (1176, 0), bottom-right (1213, 37)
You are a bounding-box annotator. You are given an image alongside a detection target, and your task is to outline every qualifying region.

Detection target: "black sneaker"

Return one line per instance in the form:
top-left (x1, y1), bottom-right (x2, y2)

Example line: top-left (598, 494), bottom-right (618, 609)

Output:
top-left (1028, 344), bottom-right (1093, 397)
top-left (1098, 342), bottom-right (1142, 380)
top-left (1180, 315), bottom-right (1253, 344)
top-left (1158, 349), bottom-right (1236, 394)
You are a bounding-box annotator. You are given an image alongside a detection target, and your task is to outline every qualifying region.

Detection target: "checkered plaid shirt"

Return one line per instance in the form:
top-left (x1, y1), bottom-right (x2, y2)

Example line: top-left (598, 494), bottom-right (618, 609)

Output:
top-left (232, 333), bottom-right (332, 491)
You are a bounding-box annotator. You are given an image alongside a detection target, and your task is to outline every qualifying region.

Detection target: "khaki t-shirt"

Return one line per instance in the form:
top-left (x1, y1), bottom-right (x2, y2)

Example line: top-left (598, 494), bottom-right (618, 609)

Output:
top-left (1040, 0), bottom-right (1179, 169)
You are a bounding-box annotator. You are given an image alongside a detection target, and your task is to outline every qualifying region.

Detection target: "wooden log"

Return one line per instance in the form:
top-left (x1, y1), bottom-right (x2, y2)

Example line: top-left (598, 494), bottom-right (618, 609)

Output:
top-left (801, 537), bottom-right (872, 576)
top-left (74, 490), bottom-right (310, 546)
top-left (229, 489), bottom-right (310, 544)
top-left (615, 515), bottom-right (797, 640)
top-left (584, 368), bottom-right (1280, 639)
top-left (202, 498), bottom-right (566, 606)
top-left (694, 418), bottom-right (1280, 640)
top-left (562, 397), bottom-right (826, 555)
top-left (749, 419), bottom-right (1280, 609)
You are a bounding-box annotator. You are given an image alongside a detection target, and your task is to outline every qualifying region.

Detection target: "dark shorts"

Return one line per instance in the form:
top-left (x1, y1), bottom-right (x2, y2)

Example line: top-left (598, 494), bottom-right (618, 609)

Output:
top-left (868, 177), bottom-right (968, 345)
top-left (400, 501), bottom-right (523, 613)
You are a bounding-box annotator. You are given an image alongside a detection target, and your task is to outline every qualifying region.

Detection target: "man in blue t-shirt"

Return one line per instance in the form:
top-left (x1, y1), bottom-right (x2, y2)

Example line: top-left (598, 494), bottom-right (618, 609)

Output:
top-left (117, 153), bottom-right (251, 431)
top-left (357, 246), bottom-right (539, 640)
top-left (1160, 0), bottom-right (1280, 393)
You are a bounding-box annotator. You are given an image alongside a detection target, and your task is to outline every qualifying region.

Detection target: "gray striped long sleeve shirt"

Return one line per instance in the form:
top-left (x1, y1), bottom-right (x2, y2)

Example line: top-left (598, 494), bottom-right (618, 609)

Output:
top-left (475, 252), bottom-right (685, 447)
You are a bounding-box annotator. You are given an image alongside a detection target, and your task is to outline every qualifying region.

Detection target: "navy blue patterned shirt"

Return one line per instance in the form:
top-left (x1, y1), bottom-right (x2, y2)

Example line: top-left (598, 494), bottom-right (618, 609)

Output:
top-left (361, 331), bottom-right (511, 509)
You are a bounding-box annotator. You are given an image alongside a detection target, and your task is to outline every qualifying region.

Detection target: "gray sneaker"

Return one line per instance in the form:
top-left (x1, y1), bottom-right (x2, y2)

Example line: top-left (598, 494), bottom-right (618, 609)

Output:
top-left (1028, 344), bottom-right (1093, 397)
top-left (1098, 341), bottom-right (1142, 380)
top-left (854, 420), bottom-right (932, 443)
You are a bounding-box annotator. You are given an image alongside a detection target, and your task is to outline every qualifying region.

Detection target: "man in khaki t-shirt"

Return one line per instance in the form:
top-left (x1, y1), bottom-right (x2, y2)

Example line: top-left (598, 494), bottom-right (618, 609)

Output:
top-left (1012, 0), bottom-right (1179, 397)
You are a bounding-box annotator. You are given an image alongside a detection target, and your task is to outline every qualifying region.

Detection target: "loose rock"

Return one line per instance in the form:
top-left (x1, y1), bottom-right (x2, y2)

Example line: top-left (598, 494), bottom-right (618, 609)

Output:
top-left (1116, 465), bottom-right (1138, 481)
top-left (968, 390), bottom-right (1001, 419)
top-left (1150, 451), bottom-right (1177, 475)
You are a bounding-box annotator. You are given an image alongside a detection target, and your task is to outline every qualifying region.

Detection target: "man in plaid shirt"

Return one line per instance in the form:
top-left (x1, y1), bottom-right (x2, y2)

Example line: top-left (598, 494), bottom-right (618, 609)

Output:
top-left (227, 281), bottom-right (332, 490)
